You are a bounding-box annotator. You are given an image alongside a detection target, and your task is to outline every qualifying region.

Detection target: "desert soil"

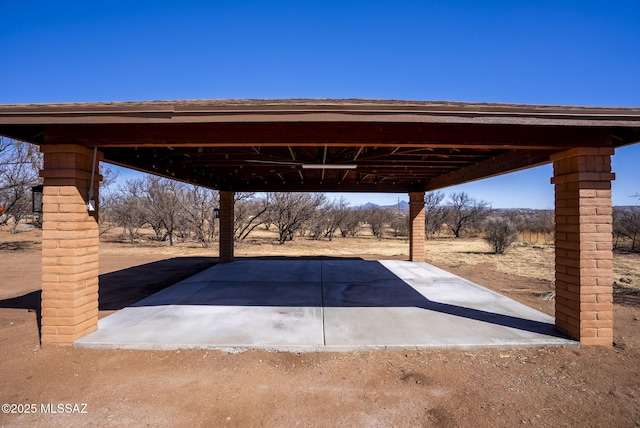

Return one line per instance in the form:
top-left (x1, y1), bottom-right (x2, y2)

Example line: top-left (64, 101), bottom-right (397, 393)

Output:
top-left (1, 226), bottom-right (639, 427)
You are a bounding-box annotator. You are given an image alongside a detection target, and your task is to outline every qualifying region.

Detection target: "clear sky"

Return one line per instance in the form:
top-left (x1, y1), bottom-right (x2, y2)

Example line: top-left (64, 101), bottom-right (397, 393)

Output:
top-left (1, 1), bottom-right (638, 208)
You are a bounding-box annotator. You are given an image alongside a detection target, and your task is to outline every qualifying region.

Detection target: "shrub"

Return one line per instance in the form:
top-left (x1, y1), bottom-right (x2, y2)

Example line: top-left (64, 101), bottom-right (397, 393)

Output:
top-left (483, 217), bottom-right (518, 254)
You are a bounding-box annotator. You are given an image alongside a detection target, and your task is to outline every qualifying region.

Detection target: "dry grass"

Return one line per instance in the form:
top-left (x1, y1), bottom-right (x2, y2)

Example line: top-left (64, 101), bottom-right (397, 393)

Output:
top-left (424, 238), bottom-right (556, 282)
top-left (4, 224), bottom-right (640, 294)
top-left (234, 228), bottom-right (409, 259)
top-left (613, 252), bottom-right (640, 295)
top-left (97, 226), bottom-right (410, 259)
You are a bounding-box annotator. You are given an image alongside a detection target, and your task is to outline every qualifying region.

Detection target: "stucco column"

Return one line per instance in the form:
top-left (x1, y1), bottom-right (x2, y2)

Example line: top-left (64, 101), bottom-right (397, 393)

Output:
top-left (409, 191), bottom-right (426, 262)
top-left (551, 147), bottom-right (615, 346)
top-left (219, 191), bottom-right (235, 263)
top-left (39, 144), bottom-right (102, 346)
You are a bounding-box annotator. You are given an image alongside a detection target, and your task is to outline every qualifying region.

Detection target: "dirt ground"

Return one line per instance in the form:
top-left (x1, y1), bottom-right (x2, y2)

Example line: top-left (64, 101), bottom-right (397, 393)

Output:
top-left (1, 227), bottom-right (639, 427)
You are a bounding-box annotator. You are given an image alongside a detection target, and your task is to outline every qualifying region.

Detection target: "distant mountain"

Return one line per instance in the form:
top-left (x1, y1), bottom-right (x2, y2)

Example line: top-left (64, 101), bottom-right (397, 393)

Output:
top-left (360, 202), bottom-right (379, 209)
top-left (358, 200), bottom-right (409, 211)
top-left (387, 200), bottom-right (410, 211)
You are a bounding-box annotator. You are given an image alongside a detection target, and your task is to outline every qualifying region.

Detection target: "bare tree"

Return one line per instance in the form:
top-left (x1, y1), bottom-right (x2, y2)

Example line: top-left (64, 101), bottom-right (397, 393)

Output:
top-left (325, 197), bottom-right (351, 241)
top-left (527, 210), bottom-right (554, 244)
top-left (502, 209), bottom-right (554, 245)
top-left (613, 207), bottom-right (624, 250)
top-left (267, 192), bottom-right (325, 244)
top-left (443, 192), bottom-right (491, 238)
top-left (613, 206), bottom-right (640, 252)
top-left (0, 138), bottom-right (10, 157)
top-left (483, 217), bottom-right (519, 254)
top-left (97, 165), bottom-right (120, 235)
top-left (365, 206), bottom-right (392, 240)
top-left (234, 193), bottom-right (270, 240)
top-left (389, 211), bottom-right (409, 238)
top-left (424, 191), bottom-right (447, 239)
top-left (339, 208), bottom-right (363, 237)
top-left (307, 206), bottom-right (328, 240)
top-left (308, 197), bottom-right (350, 241)
top-left (141, 176), bottom-right (186, 246)
top-left (0, 138), bottom-right (42, 233)
top-left (110, 179), bottom-right (147, 244)
top-left (531, 210), bottom-right (554, 244)
top-left (183, 185), bottom-right (218, 247)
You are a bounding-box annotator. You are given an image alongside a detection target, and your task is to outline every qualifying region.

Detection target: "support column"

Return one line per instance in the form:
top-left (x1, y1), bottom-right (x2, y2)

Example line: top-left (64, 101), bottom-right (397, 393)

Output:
top-left (409, 191), bottom-right (426, 262)
top-left (40, 144), bottom-right (102, 346)
top-left (219, 191), bottom-right (235, 263)
top-left (551, 147), bottom-right (615, 346)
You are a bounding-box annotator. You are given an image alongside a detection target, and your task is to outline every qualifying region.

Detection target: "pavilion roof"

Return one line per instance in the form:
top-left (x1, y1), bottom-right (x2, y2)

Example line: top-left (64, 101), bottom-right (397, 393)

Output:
top-left (1, 99), bottom-right (639, 192)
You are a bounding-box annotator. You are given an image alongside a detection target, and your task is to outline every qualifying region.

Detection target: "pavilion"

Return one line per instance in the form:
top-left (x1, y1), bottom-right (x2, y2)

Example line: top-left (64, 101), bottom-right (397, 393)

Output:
top-left (1, 99), bottom-right (639, 347)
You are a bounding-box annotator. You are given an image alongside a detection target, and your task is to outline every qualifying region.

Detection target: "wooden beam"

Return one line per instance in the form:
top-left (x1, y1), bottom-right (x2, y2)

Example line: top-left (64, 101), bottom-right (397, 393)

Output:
top-left (426, 150), bottom-right (555, 191)
top-left (43, 122), bottom-right (614, 149)
top-left (229, 181), bottom-right (409, 193)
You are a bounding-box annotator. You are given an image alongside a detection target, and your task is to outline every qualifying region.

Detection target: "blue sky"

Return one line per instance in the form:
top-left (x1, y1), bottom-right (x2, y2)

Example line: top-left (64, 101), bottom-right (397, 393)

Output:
top-left (1, 1), bottom-right (638, 208)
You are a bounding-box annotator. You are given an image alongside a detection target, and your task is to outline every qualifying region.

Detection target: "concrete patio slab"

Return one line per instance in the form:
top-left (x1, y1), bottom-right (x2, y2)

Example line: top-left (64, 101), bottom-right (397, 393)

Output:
top-left (75, 260), bottom-right (577, 351)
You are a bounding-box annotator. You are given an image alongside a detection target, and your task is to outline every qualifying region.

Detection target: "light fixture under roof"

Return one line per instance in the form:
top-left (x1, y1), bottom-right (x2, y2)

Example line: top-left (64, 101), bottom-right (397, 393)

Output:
top-left (244, 159), bottom-right (357, 170)
top-left (301, 164), bottom-right (357, 170)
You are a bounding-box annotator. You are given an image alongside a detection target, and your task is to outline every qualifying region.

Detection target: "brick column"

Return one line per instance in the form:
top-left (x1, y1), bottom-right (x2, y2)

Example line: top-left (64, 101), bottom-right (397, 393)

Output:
top-left (219, 191), bottom-right (235, 263)
top-left (40, 144), bottom-right (102, 346)
top-left (409, 191), bottom-right (426, 262)
top-left (551, 147), bottom-right (615, 346)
